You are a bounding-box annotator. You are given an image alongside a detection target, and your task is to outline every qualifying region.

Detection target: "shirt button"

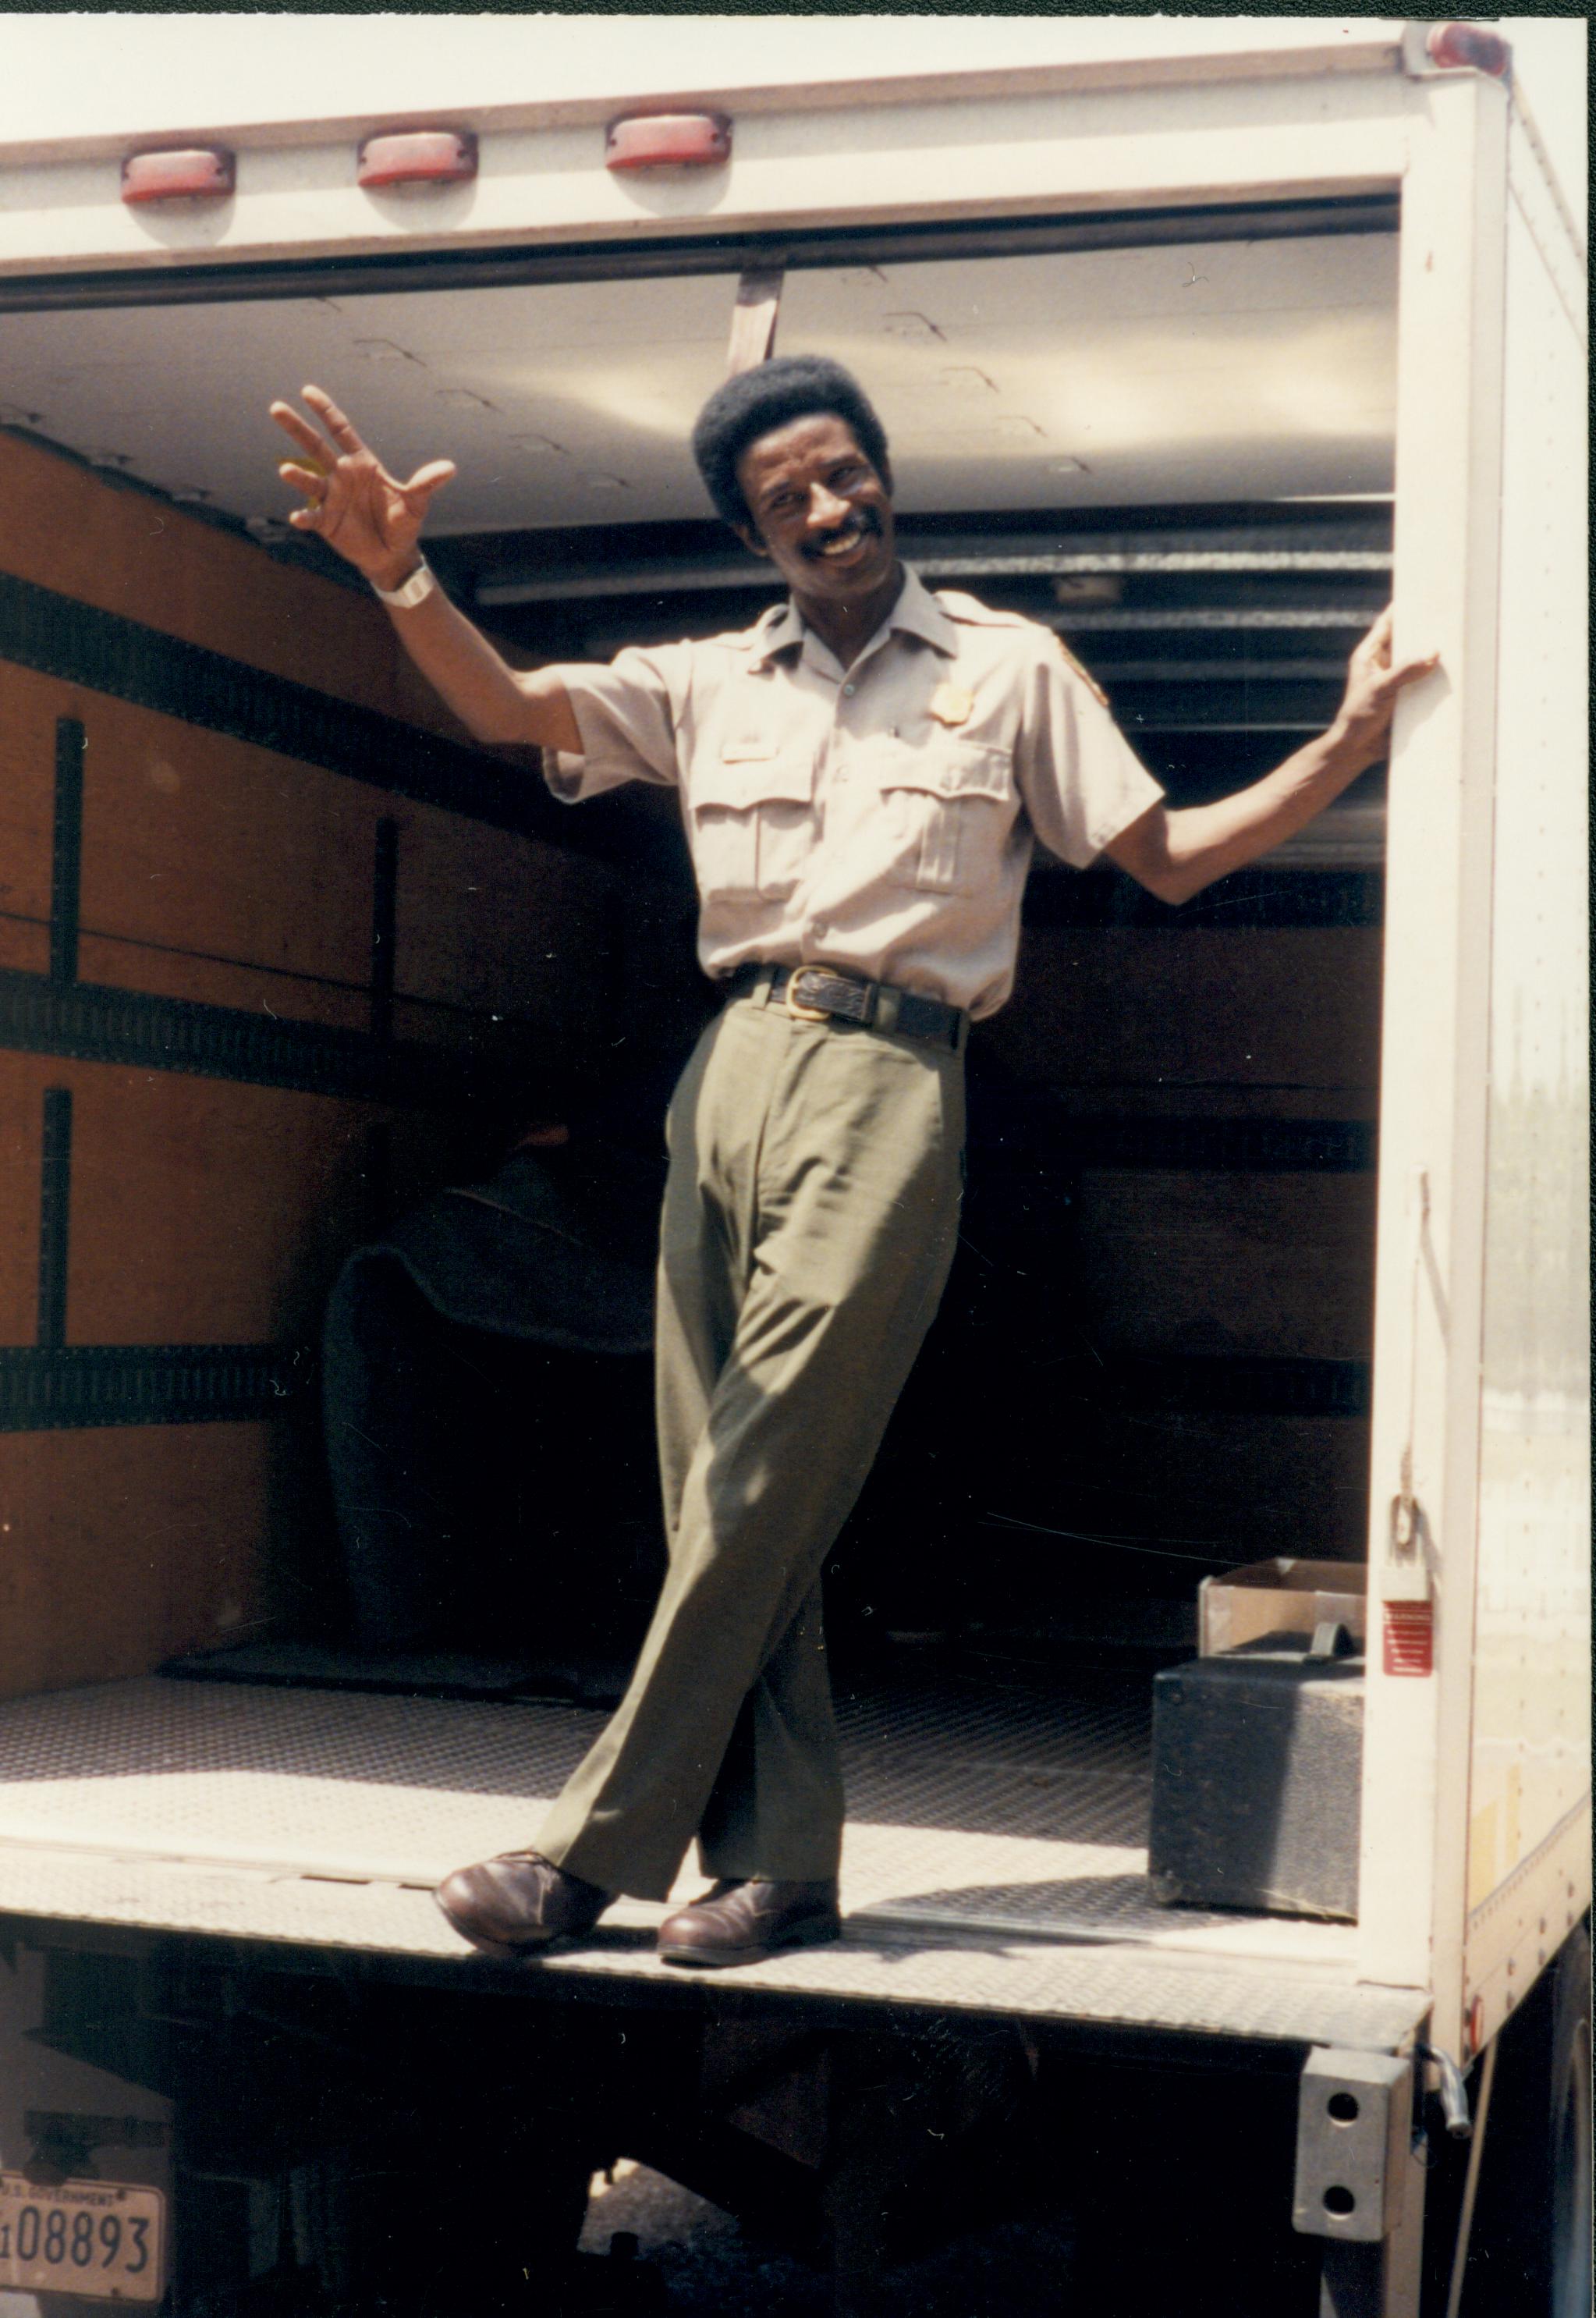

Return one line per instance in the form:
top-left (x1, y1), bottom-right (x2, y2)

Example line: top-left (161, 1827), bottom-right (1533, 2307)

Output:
top-left (842, 683), bottom-right (857, 697)
top-left (811, 918), bottom-right (829, 938)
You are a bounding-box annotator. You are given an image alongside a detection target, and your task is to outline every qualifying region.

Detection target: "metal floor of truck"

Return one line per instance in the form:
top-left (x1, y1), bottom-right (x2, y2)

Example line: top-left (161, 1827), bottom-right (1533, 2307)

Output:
top-left (0, 1657), bottom-right (1428, 2053)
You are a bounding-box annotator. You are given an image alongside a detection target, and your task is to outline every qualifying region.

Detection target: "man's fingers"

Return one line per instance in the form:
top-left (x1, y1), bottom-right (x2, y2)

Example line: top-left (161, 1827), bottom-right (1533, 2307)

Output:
top-left (269, 399), bottom-right (335, 467)
top-left (1351, 605), bottom-right (1395, 673)
top-left (300, 383), bottom-right (369, 457)
top-left (1382, 651), bottom-right (1442, 694)
top-left (278, 460), bottom-right (327, 503)
top-left (402, 459), bottom-right (457, 504)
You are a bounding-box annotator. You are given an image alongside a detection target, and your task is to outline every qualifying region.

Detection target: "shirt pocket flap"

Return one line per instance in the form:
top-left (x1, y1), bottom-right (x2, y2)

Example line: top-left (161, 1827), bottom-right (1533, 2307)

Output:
top-left (693, 753), bottom-right (816, 812)
top-left (875, 741), bottom-right (1010, 804)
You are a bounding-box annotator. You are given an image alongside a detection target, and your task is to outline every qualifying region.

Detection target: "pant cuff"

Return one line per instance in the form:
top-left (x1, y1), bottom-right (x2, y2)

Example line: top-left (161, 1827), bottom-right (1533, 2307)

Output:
top-left (536, 1832), bottom-right (681, 1905)
top-left (697, 1844), bottom-right (843, 1883)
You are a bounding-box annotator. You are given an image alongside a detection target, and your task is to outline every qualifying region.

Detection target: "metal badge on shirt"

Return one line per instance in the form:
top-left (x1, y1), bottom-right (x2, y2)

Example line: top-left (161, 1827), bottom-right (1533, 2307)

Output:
top-left (928, 682), bottom-right (975, 727)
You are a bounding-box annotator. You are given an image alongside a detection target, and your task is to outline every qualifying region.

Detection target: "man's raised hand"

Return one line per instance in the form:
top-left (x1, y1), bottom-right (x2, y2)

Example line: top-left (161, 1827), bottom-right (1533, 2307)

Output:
top-left (268, 385), bottom-right (456, 590)
top-left (1332, 607), bottom-right (1440, 770)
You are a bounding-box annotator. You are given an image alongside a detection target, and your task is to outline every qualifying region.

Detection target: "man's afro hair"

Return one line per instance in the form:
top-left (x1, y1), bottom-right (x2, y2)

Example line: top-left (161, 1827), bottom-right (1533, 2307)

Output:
top-left (691, 355), bottom-right (892, 531)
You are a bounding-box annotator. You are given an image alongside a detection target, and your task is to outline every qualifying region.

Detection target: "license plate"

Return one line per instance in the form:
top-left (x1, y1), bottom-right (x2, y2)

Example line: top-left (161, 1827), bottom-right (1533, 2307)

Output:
top-left (0, 2171), bottom-right (164, 2302)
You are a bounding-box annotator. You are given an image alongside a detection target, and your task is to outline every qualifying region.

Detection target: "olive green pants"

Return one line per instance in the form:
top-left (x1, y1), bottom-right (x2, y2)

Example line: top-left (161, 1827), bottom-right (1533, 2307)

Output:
top-left (536, 985), bottom-right (965, 1900)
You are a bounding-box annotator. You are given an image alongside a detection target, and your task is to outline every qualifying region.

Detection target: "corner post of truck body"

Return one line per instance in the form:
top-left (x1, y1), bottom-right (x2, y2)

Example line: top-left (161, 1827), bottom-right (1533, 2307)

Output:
top-left (1294, 2047), bottom-right (1427, 2318)
top-left (1355, 64), bottom-right (1511, 2050)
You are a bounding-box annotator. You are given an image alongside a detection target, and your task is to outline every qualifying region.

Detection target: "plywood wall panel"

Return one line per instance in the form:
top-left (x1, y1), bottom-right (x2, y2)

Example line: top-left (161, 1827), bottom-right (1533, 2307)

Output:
top-left (0, 1423), bottom-right (276, 1699)
top-left (0, 1056), bottom-right (47, 1346)
top-left (0, 661), bottom-right (63, 926)
top-left (0, 920), bottom-right (48, 975)
top-left (0, 431), bottom-right (467, 740)
top-left (65, 1068), bottom-right (381, 1346)
top-left (75, 691), bottom-right (385, 988)
top-left (988, 928), bottom-right (1384, 1092)
top-left (74, 935), bottom-right (371, 1033)
top-left (393, 807), bottom-right (614, 1030)
top-left (0, 661), bottom-right (618, 1035)
top-left (1073, 1170), bottom-right (1377, 1360)
top-left (993, 1406), bottom-right (1373, 1564)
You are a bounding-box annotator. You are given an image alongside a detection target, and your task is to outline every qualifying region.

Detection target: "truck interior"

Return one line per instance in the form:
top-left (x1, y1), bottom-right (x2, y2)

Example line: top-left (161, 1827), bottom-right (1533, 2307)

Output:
top-left (0, 195), bottom-right (1401, 1974)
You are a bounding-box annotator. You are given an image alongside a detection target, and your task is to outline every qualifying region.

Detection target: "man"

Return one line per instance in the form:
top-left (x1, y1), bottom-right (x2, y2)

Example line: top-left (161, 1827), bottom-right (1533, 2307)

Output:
top-left (271, 355), bottom-right (1435, 1969)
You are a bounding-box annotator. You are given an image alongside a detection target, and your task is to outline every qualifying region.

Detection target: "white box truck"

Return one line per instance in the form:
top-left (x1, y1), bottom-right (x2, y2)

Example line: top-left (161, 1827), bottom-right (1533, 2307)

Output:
top-left (0, 20), bottom-right (1584, 2315)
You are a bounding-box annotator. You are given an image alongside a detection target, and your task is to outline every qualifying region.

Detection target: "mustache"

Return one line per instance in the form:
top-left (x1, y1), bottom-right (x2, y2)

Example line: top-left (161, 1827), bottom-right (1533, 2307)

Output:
top-left (802, 507), bottom-right (883, 558)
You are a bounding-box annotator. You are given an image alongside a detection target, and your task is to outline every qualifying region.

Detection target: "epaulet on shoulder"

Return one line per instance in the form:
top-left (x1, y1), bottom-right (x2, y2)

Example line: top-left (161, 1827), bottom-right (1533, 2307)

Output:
top-left (1052, 632), bottom-right (1111, 708)
top-left (933, 589), bottom-right (1110, 704)
top-left (931, 587), bottom-right (1037, 632)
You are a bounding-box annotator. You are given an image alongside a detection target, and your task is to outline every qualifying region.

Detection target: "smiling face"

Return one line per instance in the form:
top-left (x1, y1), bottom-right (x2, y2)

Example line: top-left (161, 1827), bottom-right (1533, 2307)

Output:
top-left (732, 412), bottom-right (899, 644)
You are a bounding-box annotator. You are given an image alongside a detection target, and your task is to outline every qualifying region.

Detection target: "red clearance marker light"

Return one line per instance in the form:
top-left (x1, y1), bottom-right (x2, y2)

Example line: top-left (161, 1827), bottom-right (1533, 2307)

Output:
top-left (1426, 22), bottom-right (1512, 77)
top-left (357, 130), bottom-right (478, 192)
top-left (605, 114), bottom-right (732, 173)
top-left (121, 149), bottom-right (235, 205)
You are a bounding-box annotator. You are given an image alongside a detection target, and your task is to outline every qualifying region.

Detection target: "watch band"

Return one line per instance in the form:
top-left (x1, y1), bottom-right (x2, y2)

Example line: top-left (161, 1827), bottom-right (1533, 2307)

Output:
top-left (371, 559), bottom-right (435, 610)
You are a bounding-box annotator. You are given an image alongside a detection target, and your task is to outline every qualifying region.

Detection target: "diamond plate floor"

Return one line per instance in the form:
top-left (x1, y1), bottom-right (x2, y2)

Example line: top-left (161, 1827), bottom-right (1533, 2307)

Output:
top-left (0, 1663), bottom-right (1354, 1972)
top-left (0, 1661), bottom-right (1430, 2047)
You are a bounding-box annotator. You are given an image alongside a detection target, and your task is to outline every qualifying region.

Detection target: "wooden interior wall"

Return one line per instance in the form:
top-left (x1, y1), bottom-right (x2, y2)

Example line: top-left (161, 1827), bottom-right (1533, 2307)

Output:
top-left (970, 918), bottom-right (1382, 1574)
top-left (0, 431), bottom-right (466, 737)
top-left (0, 424), bottom-right (1387, 1675)
top-left (840, 907), bottom-right (1382, 1652)
top-left (0, 431), bottom-right (635, 1701)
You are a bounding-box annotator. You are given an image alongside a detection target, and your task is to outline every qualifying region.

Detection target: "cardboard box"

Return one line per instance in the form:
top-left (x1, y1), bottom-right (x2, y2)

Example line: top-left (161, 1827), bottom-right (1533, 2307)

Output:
top-left (1198, 1557), bottom-right (1367, 1657)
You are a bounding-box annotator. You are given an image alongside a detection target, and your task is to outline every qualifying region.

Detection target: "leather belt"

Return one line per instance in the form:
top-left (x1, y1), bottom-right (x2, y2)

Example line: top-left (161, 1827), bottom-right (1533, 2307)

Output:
top-left (731, 963), bottom-right (967, 1053)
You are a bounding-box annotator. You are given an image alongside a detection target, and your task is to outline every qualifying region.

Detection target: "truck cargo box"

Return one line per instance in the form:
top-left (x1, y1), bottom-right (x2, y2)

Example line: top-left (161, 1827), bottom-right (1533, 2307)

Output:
top-left (0, 22), bottom-right (1584, 2316)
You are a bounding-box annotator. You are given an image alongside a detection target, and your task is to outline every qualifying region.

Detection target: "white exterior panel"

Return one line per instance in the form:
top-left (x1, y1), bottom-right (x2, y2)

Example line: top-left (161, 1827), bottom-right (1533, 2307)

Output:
top-left (0, 75), bottom-right (1413, 282)
top-left (1462, 120), bottom-right (1591, 2054)
top-left (1355, 74), bottom-right (1510, 2042)
top-left (0, 18), bottom-right (1411, 159)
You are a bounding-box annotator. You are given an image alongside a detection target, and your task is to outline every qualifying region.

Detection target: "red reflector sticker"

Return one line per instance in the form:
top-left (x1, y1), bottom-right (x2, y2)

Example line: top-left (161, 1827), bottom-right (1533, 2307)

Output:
top-left (605, 113), bottom-right (732, 172)
top-left (357, 130), bottom-right (478, 191)
top-left (1426, 22), bottom-right (1512, 77)
top-left (1383, 1599), bottom-right (1435, 1677)
top-left (121, 149), bottom-right (235, 205)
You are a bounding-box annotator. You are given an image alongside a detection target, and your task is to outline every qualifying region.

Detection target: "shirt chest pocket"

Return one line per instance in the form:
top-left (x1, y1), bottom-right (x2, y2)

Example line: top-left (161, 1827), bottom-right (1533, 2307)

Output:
top-left (689, 744), bottom-right (817, 903)
top-left (875, 740), bottom-right (1014, 896)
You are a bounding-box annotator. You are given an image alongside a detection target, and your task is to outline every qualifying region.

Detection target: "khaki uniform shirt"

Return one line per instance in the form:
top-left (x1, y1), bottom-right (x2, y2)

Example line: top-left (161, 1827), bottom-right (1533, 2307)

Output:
top-left (547, 567), bottom-right (1162, 1021)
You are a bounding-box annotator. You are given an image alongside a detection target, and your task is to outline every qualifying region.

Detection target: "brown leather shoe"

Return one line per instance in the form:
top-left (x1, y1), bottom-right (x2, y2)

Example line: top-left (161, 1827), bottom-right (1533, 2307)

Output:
top-left (434, 1849), bottom-right (612, 1958)
top-left (656, 1878), bottom-right (842, 1969)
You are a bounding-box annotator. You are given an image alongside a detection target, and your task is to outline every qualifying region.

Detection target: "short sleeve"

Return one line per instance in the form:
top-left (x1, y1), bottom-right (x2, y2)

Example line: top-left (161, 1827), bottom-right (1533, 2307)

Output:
top-left (542, 644), bottom-right (692, 803)
top-left (1013, 637), bottom-right (1164, 868)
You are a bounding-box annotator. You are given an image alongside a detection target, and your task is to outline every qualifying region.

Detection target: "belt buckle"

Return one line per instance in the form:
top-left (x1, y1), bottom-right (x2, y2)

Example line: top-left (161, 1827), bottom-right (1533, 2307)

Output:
top-left (785, 967), bottom-right (835, 1024)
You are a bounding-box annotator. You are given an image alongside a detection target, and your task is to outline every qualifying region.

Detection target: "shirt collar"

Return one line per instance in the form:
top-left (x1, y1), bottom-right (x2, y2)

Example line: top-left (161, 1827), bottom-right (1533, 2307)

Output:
top-left (885, 566), bottom-right (961, 657)
top-left (747, 565), bottom-right (959, 668)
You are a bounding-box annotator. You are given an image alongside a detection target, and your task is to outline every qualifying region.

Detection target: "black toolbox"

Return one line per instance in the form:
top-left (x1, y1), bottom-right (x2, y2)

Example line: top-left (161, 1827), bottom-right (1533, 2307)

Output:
top-left (1148, 1629), bottom-right (1364, 1922)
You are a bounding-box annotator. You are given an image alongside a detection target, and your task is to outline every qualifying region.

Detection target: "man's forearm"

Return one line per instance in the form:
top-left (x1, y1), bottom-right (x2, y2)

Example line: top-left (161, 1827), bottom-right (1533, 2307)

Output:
top-left (373, 560), bottom-right (581, 752)
top-left (1151, 721), bottom-right (1378, 904)
top-left (1103, 607), bottom-right (1436, 905)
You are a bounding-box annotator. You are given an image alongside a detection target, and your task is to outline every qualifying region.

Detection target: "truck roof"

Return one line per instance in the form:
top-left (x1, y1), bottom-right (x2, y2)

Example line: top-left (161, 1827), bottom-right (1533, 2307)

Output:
top-left (0, 18), bottom-right (1413, 158)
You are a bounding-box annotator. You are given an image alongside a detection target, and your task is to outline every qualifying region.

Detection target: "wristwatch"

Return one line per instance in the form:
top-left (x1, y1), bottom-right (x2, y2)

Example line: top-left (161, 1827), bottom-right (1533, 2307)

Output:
top-left (371, 559), bottom-right (436, 610)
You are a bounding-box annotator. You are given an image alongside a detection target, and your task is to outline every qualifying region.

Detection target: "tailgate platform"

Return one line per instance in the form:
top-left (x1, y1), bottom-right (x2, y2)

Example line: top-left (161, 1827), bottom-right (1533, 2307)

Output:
top-left (0, 1666), bottom-right (1428, 2052)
